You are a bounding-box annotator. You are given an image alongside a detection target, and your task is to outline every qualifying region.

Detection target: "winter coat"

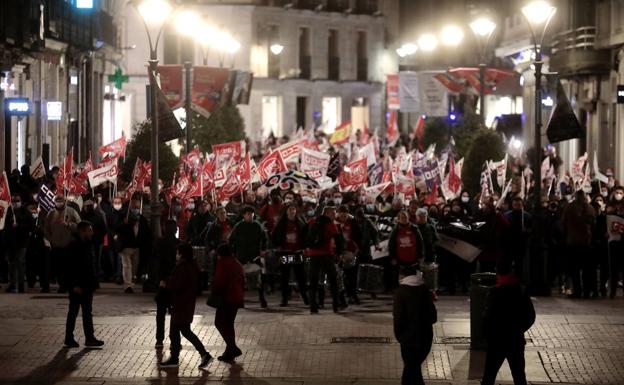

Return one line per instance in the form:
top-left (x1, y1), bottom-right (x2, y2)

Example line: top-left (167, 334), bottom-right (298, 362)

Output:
top-left (156, 235), bottom-right (180, 282)
top-left (43, 206), bottom-right (81, 248)
top-left (271, 216), bottom-right (307, 250)
top-left (416, 221), bottom-right (438, 263)
top-left (212, 255), bottom-right (245, 308)
top-left (206, 219), bottom-right (234, 251)
top-left (186, 212), bottom-right (213, 246)
top-left (305, 215), bottom-right (344, 257)
top-left (388, 223), bottom-right (425, 264)
top-left (355, 216), bottom-right (379, 259)
top-left (66, 237), bottom-right (99, 293)
top-left (561, 200), bottom-right (596, 247)
top-left (483, 283), bottom-right (535, 347)
top-left (168, 260), bottom-right (201, 325)
top-left (228, 220), bottom-right (268, 263)
top-left (393, 274), bottom-right (437, 346)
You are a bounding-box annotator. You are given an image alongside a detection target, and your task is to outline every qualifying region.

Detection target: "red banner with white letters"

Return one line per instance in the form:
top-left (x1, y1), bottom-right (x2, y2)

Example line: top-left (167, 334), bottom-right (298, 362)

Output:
top-left (157, 65), bottom-right (184, 109)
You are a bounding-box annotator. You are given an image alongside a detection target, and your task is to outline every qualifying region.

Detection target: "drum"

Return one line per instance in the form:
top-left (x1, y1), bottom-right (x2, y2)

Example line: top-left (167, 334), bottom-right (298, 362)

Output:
top-left (422, 262), bottom-right (439, 291)
top-left (341, 251), bottom-right (357, 269)
top-left (244, 263), bottom-right (261, 290)
top-left (357, 263), bottom-right (384, 293)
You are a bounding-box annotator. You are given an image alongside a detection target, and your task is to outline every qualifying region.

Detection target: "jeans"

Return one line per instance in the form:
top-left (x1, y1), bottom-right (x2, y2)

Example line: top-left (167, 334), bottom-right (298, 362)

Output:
top-left (280, 263), bottom-right (308, 304)
top-left (121, 248), bottom-right (140, 289)
top-left (308, 255), bottom-right (339, 311)
top-left (215, 304), bottom-right (239, 352)
top-left (65, 291), bottom-right (95, 341)
top-left (7, 247), bottom-right (26, 290)
top-left (169, 320), bottom-right (207, 358)
top-left (400, 342), bottom-right (432, 385)
top-left (481, 344), bottom-right (527, 385)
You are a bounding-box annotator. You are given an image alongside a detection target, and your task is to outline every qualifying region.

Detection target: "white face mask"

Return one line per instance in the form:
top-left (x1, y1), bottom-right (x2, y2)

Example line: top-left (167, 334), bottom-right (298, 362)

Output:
top-left (113, 203), bottom-right (122, 211)
top-left (601, 191), bottom-right (609, 198)
top-left (615, 193), bottom-right (624, 201)
top-left (307, 210), bottom-right (315, 217)
top-left (284, 198), bottom-right (293, 204)
top-left (333, 198), bottom-right (342, 205)
top-left (187, 204), bottom-right (195, 210)
top-left (461, 196), bottom-right (470, 203)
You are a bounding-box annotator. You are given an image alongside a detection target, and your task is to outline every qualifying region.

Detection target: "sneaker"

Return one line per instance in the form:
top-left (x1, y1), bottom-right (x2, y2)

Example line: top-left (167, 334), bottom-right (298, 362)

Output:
top-left (260, 298), bottom-right (268, 308)
top-left (85, 338), bottom-right (105, 349)
top-left (124, 287), bottom-right (134, 294)
top-left (229, 347), bottom-right (243, 358)
top-left (198, 353), bottom-right (213, 369)
top-left (159, 356), bottom-right (180, 367)
top-left (63, 339), bottom-right (79, 348)
top-left (155, 341), bottom-right (164, 349)
top-left (217, 353), bottom-right (235, 364)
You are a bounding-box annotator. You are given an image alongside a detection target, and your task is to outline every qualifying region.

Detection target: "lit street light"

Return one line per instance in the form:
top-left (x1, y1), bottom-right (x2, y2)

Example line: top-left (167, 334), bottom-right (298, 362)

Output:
top-left (521, 0), bottom-right (556, 211)
top-left (440, 25), bottom-right (464, 47)
top-left (417, 33), bottom-right (438, 52)
top-left (270, 43), bottom-right (284, 55)
top-left (469, 16), bottom-right (496, 126)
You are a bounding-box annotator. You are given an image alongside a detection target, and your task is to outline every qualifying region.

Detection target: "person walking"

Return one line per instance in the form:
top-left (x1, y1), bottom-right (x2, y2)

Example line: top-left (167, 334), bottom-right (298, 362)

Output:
top-left (154, 220), bottom-right (180, 349)
top-left (305, 206), bottom-right (344, 314)
top-left (393, 264), bottom-right (437, 385)
top-left (64, 221), bottom-right (104, 349)
top-left (159, 244), bottom-right (212, 369)
top-left (228, 206), bottom-right (269, 308)
top-left (210, 244), bottom-right (245, 363)
top-left (116, 198), bottom-right (150, 294)
top-left (4, 194), bottom-right (30, 293)
top-left (481, 263), bottom-right (536, 385)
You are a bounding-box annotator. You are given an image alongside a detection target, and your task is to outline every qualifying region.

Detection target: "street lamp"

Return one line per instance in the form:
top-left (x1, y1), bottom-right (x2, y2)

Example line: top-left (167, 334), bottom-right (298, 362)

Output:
top-left (270, 43), bottom-right (284, 55)
top-left (134, 0), bottom-right (173, 239)
top-left (440, 25), bottom-right (464, 47)
top-left (417, 33), bottom-right (438, 52)
top-left (396, 42), bottom-right (418, 58)
top-left (470, 17), bottom-right (496, 126)
top-left (521, 0), bottom-right (556, 210)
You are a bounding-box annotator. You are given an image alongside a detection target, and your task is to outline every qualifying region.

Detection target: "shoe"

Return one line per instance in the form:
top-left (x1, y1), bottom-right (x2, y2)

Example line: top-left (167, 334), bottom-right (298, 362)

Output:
top-left (85, 338), bottom-right (104, 349)
top-left (125, 287), bottom-right (134, 294)
top-left (159, 356), bottom-right (180, 367)
top-left (198, 353), bottom-right (213, 369)
top-left (228, 347), bottom-right (242, 358)
top-left (63, 339), bottom-right (79, 348)
top-left (260, 298), bottom-right (268, 308)
top-left (217, 353), bottom-right (235, 364)
top-left (155, 341), bottom-right (164, 349)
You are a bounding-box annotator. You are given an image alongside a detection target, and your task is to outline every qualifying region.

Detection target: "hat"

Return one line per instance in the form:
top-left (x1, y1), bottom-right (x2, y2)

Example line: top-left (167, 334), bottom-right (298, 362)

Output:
top-left (416, 208), bottom-right (428, 216)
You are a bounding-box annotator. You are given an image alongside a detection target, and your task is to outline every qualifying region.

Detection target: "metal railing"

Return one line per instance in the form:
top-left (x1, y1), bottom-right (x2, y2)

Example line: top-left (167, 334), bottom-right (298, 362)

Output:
top-left (551, 26), bottom-right (597, 54)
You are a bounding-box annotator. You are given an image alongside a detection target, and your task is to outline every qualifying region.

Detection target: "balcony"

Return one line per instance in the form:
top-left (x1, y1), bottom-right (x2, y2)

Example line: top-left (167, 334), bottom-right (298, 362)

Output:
top-left (356, 58), bottom-right (368, 81)
top-left (328, 57), bottom-right (340, 81)
top-left (299, 55), bottom-right (311, 79)
top-left (550, 26), bottom-right (611, 77)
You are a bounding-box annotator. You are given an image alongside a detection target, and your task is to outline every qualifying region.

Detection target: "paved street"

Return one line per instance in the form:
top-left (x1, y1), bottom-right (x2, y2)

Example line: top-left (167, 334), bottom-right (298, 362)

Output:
top-left (0, 286), bottom-right (622, 385)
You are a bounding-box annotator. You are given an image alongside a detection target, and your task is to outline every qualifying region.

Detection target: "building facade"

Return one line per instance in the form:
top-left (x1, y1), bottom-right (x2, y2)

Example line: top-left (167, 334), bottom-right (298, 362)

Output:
top-left (122, 0), bottom-right (399, 145)
top-left (0, 0), bottom-right (123, 172)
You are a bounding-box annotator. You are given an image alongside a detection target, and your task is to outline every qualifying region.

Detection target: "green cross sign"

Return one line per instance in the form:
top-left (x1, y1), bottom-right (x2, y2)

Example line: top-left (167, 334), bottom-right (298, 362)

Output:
top-left (108, 68), bottom-right (129, 90)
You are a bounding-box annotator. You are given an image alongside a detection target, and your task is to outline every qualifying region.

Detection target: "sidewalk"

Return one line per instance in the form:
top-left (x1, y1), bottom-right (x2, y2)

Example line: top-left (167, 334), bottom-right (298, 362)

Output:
top-left (0, 286), bottom-right (622, 385)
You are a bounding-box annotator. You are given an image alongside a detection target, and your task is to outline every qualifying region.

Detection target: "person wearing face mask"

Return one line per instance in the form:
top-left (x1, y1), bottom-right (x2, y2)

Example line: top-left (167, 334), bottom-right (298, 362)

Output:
top-left (154, 220), bottom-right (180, 348)
top-left (591, 197), bottom-right (609, 298)
top-left (607, 201), bottom-right (624, 299)
top-left (117, 197), bottom-right (151, 293)
top-left (4, 194), bottom-right (30, 293)
top-left (610, 187), bottom-right (624, 205)
top-left (44, 195), bottom-right (81, 293)
top-left (388, 211), bottom-right (425, 293)
top-left (23, 201), bottom-right (46, 290)
top-left (259, 190), bottom-right (283, 234)
top-left (459, 191), bottom-right (477, 217)
top-left (81, 199), bottom-right (108, 283)
top-left (108, 197), bottom-right (126, 284)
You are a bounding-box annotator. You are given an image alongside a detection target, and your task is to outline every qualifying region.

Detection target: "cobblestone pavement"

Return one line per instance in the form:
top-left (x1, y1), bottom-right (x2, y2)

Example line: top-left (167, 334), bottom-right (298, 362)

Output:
top-left (0, 285), bottom-right (622, 385)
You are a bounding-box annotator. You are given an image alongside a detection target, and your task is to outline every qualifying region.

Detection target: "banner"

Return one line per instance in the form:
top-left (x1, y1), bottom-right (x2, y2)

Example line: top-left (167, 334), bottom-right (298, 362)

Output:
top-left (0, 201), bottom-right (8, 231)
top-left (571, 152), bottom-right (588, 185)
top-left (414, 159), bottom-right (440, 192)
top-left (232, 71), bottom-right (253, 105)
top-left (359, 142), bottom-right (377, 167)
top-left (399, 71), bottom-right (448, 116)
top-left (365, 182), bottom-right (391, 200)
top-left (386, 110), bottom-right (400, 145)
top-left (213, 140), bottom-right (245, 170)
top-left (329, 121), bottom-right (352, 146)
top-left (218, 172), bottom-right (241, 201)
top-left (192, 66), bottom-right (230, 118)
top-left (437, 233), bottom-right (482, 263)
top-left (593, 151), bottom-right (608, 184)
top-left (276, 140), bottom-right (302, 165)
top-left (98, 136), bottom-right (126, 159)
top-left (301, 147), bottom-right (330, 173)
top-left (87, 162), bottom-right (119, 188)
top-left (181, 148), bottom-right (202, 171)
top-left (152, 68), bottom-right (184, 143)
top-left (369, 161), bottom-right (385, 186)
top-left (607, 215), bottom-right (624, 242)
top-left (0, 171), bottom-right (11, 202)
top-left (236, 154), bottom-right (252, 189)
top-left (386, 74), bottom-right (400, 110)
top-left (37, 184), bottom-right (56, 213)
top-left (394, 173), bottom-right (415, 198)
top-left (157, 65), bottom-right (183, 109)
top-left (489, 154), bottom-right (507, 190)
top-left (257, 150), bottom-right (287, 182)
top-left (338, 158), bottom-right (368, 188)
top-left (30, 156), bottom-right (46, 179)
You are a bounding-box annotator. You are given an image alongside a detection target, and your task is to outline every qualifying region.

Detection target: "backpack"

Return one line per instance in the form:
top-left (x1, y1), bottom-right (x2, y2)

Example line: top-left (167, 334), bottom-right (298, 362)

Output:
top-left (305, 219), bottom-right (326, 248)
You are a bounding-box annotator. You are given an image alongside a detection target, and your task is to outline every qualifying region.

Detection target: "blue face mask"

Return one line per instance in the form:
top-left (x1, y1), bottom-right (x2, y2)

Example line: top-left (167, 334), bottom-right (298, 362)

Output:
top-left (131, 208), bottom-right (140, 216)
top-left (307, 210), bottom-right (315, 217)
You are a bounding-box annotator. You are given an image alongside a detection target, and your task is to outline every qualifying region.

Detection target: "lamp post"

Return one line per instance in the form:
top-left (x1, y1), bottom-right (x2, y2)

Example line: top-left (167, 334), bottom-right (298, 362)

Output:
top-left (134, 0), bottom-right (173, 239)
top-left (521, 0), bottom-right (556, 211)
top-left (470, 17), bottom-right (496, 127)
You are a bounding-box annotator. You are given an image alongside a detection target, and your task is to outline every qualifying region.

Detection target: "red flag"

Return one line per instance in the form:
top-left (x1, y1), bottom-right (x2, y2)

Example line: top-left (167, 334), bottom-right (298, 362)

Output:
top-left (98, 136), bottom-right (126, 159)
top-left (448, 157), bottom-right (462, 195)
top-left (338, 158), bottom-right (368, 188)
top-left (412, 115), bottom-right (426, 151)
top-left (200, 159), bottom-right (215, 193)
top-left (185, 177), bottom-right (203, 199)
top-left (218, 172), bottom-right (241, 201)
top-left (0, 172), bottom-right (11, 202)
top-left (394, 173), bottom-right (416, 198)
top-left (181, 148), bottom-right (202, 171)
top-left (125, 159), bottom-right (144, 200)
top-left (212, 140), bottom-right (245, 169)
top-left (386, 110), bottom-right (400, 145)
top-left (67, 177), bottom-right (88, 194)
top-left (56, 151), bottom-right (74, 193)
top-left (236, 154), bottom-right (252, 188)
top-left (424, 182), bottom-right (438, 205)
top-left (257, 150), bottom-right (287, 182)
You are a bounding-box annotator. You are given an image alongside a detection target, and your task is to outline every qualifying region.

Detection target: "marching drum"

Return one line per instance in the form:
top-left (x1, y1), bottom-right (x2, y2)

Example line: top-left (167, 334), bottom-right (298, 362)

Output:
top-left (422, 262), bottom-right (439, 291)
top-left (357, 263), bottom-right (385, 293)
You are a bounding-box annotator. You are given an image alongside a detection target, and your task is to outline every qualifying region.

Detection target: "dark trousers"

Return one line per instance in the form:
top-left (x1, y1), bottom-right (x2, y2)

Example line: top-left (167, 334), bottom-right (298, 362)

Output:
top-left (169, 319), bottom-right (207, 358)
top-left (309, 255), bottom-right (339, 311)
top-left (65, 291), bottom-right (94, 341)
top-left (481, 344), bottom-right (527, 385)
top-left (215, 304), bottom-right (239, 352)
top-left (39, 247), bottom-right (51, 290)
top-left (51, 247), bottom-right (67, 291)
top-left (155, 289), bottom-right (170, 343)
top-left (400, 342), bottom-right (431, 385)
top-left (280, 263), bottom-right (308, 303)
top-left (343, 265), bottom-right (358, 298)
top-left (568, 245), bottom-right (594, 296)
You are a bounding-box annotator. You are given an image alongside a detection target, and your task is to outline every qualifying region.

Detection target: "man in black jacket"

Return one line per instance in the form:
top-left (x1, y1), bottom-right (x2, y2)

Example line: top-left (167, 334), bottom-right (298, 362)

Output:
top-left (481, 263), bottom-right (535, 385)
top-left (393, 264), bottom-right (437, 385)
top-left (64, 221), bottom-right (104, 349)
top-left (155, 220), bottom-right (180, 348)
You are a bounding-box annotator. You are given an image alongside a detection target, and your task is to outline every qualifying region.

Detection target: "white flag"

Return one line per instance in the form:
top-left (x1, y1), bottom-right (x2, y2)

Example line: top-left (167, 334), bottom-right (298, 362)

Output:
top-left (359, 142), bottom-right (377, 167)
top-left (489, 154), bottom-right (508, 191)
top-left (87, 162), bottom-right (119, 188)
top-left (593, 151), bottom-right (608, 184)
top-left (30, 156), bottom-right (46, 179)
top-left (364, 182), bottom-right (391, 201)
top-left (496, 179), bottom-right (513, 209)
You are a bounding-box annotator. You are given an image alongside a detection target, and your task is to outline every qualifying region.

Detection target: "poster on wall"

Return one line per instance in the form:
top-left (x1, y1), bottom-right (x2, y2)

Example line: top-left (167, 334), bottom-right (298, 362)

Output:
top-left (399, 71), bottom-right (448, 116)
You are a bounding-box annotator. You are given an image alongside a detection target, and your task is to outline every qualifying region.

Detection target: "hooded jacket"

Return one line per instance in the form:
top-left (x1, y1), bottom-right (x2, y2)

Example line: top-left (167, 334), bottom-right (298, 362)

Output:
top-left (393, 273), bottom-right (437, 346)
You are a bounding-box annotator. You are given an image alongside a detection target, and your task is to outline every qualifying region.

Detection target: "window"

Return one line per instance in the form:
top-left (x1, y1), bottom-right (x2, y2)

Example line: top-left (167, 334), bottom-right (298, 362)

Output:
top-left (267, 25), bottom-right (280, 78)
top-left (163, 26), bottom-right (194, 64)
top-left (299, 27), bottom-right (311, 79)
top-left (296, 97), bottom-right (307, 130)
top-left (262, 96), bottom-right (282, 137)
top-left (328, 29), bottom-right (339, 80)
top-left (356, 31), bottom-right (367, 81)
top-left (322, 97), bottom-right (342, 134)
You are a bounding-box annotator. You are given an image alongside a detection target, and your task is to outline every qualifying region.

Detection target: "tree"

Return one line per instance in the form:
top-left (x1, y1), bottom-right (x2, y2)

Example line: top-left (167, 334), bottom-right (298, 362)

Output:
top-left (188, 105), bottom-right (246, 152)
top-left (452, 111), bottom-right (483, 160)
top-left (462, 129), bottom-right (505, 195)
top-left (122, 120), bottom-right (179, 185)
top-left (422, 117), bottom-right (450, 155)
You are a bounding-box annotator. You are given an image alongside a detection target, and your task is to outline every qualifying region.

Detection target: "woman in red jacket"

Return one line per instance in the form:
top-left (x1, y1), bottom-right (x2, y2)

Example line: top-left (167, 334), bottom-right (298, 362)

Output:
top-left (212, 243), bottom-right (245, 363)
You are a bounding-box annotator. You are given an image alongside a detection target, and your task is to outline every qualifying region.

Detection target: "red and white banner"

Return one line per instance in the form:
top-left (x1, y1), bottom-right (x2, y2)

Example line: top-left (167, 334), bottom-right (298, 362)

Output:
top-left (386, 74), bottom-right (400, 110)
top-left (394, 173), bottom-right (416, 198)
top-left (489, 154), bottom-right (508, 190)
top-left (157, 65), bottom-right (184, 109)
top-left (212, 140), bottom-right (245, 170)
top-left (192, 66), bottom-right (230, 117)
top-left (338, 158), bottom-right (368, 188)
top-left (257, 150), bottom-right (287, 182)
top-left (214, 168), bottom-right (227, 188)
top-left (365, 182), bottom-right (391, 200)
top-left (200, 159), bottom-right (215, 192)
top-left (87, 162), bottom-right (119, 188)
top-left (301, 147), bottom-right (330, 175)
top-left (275, 140), bottom-right (302, 164)
top-left (386, 110), bottom-right (400, 145)
top-left (0, 200), bottom-right (8, 231)
top-left (236, 154), bottom-right (252, 189)
top-left (30, 156), bottom-right (46, 179)
top-left (0, 171), bottom-right (11, 202)
top-left (571, 152), bottom-right (588, 185)
top-left (98, 136), bottom-right (126, 159)
top-left (56, 151), bottom-right (74, 193)
top-left (181, 148), bottom-right (202, 171)
top-left (359, 142), bottom-right (377, 167)
top-left (218, 172), bottom-right (241, 201)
